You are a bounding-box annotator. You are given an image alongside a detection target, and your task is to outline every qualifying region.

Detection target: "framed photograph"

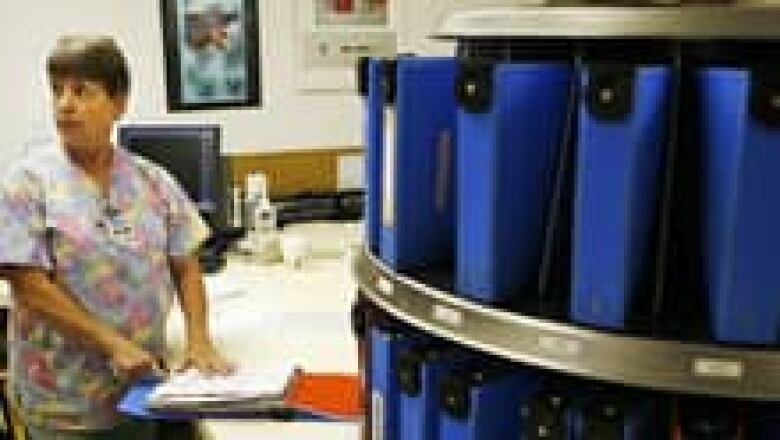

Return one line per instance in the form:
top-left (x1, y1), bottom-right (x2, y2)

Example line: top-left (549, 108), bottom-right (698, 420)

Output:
top-left (160, 0), bottom-right (261, 111)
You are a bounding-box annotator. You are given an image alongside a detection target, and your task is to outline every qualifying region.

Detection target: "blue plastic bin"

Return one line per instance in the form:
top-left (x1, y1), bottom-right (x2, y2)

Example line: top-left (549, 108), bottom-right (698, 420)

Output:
top-left (571, 64), bottom-right (671, 329)
top-left (377, 57), bottom-right (458, 271)
top-left (438, 366), bottom-right (539, 440)
top-left (700, 67), bottom-right (780, 345)
top-left (456, 62), bottom-right (571, 303)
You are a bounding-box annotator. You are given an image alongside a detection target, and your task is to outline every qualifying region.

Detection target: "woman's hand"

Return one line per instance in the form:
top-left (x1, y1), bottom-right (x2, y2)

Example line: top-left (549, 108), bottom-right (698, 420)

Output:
top-left (108, 338), bottom-right (164, 381)
top-left (180, 340), bottom-right (234, 375)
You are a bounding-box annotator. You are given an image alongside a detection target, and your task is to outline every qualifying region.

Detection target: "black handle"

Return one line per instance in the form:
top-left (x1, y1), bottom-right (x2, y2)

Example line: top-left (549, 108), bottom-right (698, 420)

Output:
top-left (587, 63), bottom-right (635, 121)
top-left (582, 397), bottom-right (627, 440)
top-left (381, 59), bottom-right (397, 106)
top-left (455, 60), bottom-right (494, 114)
top-left (750, 66), bottom-right (780, 127)
top-left (357, 56), bottom-right (370, 98)
top-left (396, 348), bottom-right (423, 397)
top-left (523, 391), bottom-right (570, 440)
top-left (439, 374), bottom-right (471, 421)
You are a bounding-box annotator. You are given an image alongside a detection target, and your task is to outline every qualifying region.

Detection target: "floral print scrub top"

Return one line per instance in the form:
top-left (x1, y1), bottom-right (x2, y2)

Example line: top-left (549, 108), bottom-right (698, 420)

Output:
top-left (0, 143), bottom-right (209, 430)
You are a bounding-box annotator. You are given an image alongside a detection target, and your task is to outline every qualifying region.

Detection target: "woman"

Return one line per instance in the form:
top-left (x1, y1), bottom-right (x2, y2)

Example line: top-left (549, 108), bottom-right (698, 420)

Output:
top-left (0, 35), bottom-right (232, 439)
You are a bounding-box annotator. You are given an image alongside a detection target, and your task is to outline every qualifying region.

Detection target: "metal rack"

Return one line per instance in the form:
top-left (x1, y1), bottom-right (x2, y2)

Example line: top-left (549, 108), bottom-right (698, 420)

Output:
top-left (355, 2), bottom-right (780, 402)
top-left (355, 248), bottom-right (780, 400)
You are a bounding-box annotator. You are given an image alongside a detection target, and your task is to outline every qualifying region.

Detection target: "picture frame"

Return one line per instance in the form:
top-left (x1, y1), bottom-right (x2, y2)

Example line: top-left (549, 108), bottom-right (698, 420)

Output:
top-left (160, 0), bottom-right (261, 111)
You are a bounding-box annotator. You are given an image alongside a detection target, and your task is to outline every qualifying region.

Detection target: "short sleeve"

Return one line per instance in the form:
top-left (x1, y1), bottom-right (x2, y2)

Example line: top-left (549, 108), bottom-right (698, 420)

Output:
top-left (153, 169), bottom-right (211, 257)
top-left (0, 169), bottom-right (53, 270)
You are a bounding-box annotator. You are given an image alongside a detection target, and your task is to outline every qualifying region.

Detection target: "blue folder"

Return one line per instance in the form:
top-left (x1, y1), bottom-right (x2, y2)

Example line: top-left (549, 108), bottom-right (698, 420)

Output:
top-left (397, 346), bottom-right (447, 440)
top-left (700, 67), bottom-right (780, 344)
top-left (378, 57), bottom-right (458, 271)
top-left (571, 64), bottom-right (671, 329)
top-left (456, 62), bottom-right (572, 304)
top-left (364, 58), bottom-right (385, 254)
top-left (439, 366), bottom-right (539, 440)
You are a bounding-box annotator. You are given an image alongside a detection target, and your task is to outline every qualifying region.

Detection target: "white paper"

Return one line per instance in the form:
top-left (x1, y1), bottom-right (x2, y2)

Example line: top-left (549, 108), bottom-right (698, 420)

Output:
top-left (149, 364), bottom-right (297, 404)
top-left (382, 108), bottom-right (396, 228)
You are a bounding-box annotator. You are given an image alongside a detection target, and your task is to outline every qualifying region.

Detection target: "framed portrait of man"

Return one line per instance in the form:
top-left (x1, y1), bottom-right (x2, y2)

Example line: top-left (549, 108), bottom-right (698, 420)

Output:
top-left (160, 0), bottom-right (261, 110)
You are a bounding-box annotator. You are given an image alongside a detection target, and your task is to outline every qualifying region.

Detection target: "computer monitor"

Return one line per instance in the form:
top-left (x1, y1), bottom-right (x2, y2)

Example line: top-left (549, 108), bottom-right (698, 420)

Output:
top-left (118, 123), bottom-right (228, 235)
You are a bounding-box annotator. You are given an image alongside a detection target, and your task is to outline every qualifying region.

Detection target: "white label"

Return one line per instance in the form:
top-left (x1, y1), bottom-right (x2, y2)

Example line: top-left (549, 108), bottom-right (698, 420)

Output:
top-left (538, 335), bottom-right (582, 357)
top-left (376, 277), bottom-right (393, 296)
top-left (693, 358), bottom-right (744, 380)
top-left (372, 391), bottom-right (384, 440)
top-left (381, 109), bottom-right (396, 228)
top-left (432, 304), bottom-right (463, 327)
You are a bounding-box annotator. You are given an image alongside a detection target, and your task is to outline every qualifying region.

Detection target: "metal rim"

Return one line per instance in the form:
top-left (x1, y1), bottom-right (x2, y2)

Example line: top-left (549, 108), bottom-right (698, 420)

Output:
top-left (355, 247), bottom-right (780, 400)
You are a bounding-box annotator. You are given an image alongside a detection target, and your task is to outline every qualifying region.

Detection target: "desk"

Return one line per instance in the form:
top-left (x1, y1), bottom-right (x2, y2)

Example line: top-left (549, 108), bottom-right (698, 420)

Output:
top-left (165, 222), bottom-right (363, 440)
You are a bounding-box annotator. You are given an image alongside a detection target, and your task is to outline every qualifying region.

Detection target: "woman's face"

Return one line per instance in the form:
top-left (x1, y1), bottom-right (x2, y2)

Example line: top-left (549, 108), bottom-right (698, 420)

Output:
top-left (51, 77), bottom-right (126, 151)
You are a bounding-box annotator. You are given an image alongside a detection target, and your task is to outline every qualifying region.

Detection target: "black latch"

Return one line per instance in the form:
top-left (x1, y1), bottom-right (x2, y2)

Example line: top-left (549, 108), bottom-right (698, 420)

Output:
top-left (381, 59), bottom-right (398, 106)
top-left (455, 60), bottom-right (494, 114)
top-left (750, 66), bottom-right (780, 127)
top-left (522, 391), bottom-right (569, 440)
top-left (679, 401), bottom-right (740, 440)
top-left (587, 63), bottom-right (635, 121)
top-left (396, 348), bottom-right (424, 397)
top-left (357, 56), bottom-right (370, 98)
top-left (582, 397), bottom-right (626, 440)
top-left (439, 373), bottom-right (471, 421)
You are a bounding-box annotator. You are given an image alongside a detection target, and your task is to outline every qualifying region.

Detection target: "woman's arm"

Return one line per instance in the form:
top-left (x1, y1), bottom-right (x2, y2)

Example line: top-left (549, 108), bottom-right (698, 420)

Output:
top-left (4, 267), bottom-right (162, 379)
top-left (169, 255), bottom-right (232, 374)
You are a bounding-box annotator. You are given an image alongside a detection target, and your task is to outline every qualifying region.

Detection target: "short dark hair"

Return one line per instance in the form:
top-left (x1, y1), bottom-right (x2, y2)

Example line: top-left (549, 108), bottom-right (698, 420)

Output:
top-left (47, 35), bottom-right (130, 97)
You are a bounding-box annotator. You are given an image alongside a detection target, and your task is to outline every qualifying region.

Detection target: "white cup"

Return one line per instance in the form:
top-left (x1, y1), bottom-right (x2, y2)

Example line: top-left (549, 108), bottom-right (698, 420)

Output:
top-left (280, 234), bottom-right (310, 269)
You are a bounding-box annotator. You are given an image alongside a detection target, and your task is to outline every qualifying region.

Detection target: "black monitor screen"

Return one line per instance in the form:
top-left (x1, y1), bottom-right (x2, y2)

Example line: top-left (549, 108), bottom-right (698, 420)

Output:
top-left (119, 124), bottom-right (226, 233)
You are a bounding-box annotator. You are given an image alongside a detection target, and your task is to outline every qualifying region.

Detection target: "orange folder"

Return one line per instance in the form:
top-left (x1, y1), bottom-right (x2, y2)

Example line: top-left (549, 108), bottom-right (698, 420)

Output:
top-left (284, 372), bottom-right (365, 422)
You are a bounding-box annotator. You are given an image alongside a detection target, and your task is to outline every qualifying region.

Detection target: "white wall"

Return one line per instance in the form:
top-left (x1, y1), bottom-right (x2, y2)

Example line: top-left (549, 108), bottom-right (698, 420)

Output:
top-left (0, 0), bottom-right (464, 155)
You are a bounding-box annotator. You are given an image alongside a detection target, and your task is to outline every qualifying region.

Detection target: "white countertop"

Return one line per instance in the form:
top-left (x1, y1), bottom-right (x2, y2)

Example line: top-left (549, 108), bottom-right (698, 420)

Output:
top-left (167, 256), bottom-right (360, 372)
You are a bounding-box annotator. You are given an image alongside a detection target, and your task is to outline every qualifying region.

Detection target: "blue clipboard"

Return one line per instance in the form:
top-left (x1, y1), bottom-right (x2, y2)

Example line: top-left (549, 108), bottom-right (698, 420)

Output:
top-left (118, 378), bottom-right (325, 422)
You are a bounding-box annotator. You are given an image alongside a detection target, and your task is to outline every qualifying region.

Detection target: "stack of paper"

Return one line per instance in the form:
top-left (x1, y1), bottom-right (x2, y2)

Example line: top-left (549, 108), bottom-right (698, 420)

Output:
top-left (147, 364), bottom-right (298, 410)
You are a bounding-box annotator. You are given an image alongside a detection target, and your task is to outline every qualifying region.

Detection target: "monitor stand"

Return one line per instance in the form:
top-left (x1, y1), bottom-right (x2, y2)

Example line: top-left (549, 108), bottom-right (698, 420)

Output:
top-left (199, 252), bottom-right (226, 274)
top-left (198, 227), bottom-right (247, 274)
